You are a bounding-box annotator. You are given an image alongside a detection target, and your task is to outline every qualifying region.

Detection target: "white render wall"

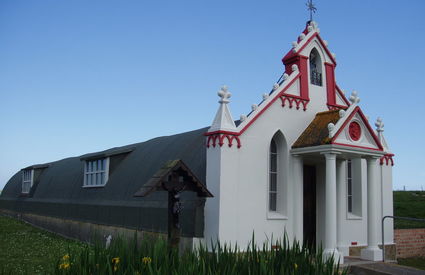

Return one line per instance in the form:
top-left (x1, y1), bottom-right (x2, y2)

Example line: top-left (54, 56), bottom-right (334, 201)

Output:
top-left (203, 41), bottom-right (394, 252)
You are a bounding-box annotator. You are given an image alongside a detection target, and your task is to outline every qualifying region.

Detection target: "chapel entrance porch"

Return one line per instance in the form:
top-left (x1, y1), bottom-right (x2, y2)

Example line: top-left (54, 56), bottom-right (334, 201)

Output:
top-left (292, 145), bottom-right (385, 264)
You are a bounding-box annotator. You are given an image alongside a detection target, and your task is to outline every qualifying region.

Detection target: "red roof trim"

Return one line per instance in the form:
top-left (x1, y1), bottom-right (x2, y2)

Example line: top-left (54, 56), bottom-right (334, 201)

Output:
top-left (283, 32), bottom-right (337, 65)
top-left (331, 106), bottom-right (384, 151)
top-left (205, 74), bottom-right (302, 137)
top-left (332, 142), bottom-right (383, 152)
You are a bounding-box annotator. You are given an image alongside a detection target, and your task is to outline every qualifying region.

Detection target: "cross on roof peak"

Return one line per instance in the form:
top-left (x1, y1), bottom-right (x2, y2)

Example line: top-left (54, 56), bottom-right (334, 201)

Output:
top-left (306, 0), bottom-right (317, 22)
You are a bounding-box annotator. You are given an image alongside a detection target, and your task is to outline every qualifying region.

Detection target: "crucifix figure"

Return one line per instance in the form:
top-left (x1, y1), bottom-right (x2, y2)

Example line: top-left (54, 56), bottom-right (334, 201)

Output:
top-left (306, 0), bottom-right (317, 22)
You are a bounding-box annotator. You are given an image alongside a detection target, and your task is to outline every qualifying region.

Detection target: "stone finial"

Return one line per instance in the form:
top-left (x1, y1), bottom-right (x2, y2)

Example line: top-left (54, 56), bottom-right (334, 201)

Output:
top-left (240, 114), bottom-right (247, 122)
top-left (349, 91), bottom-right (360, 104)
top-left (218, 85), bottom-right (231, 103)
top-left (208, 85), bottom-right (236, 132)
top-left (251, 104), bottom-right (258, 111)
top-left (307, 25), bottom-right (313, 32)
top-left (272, 83), bottom-right (279, 91)
top-left (292, 41), bottom-right (298, 48)
top-left (283, 73), bottom-right (289, 81)
top-left (375, 117), bottom-right (384, 132)
top-left (339, 109), bottom-right (346, 118)
top-left (331, 52), bottom-right (336, 59)
top-left (299, 33), bottom-right (306, 41)
top-left (328, 123), bottom-right (335, 137)
top-left (263, 93), bottom-right (270, 100)
top-left (291, 64), bottom-right (299, 72)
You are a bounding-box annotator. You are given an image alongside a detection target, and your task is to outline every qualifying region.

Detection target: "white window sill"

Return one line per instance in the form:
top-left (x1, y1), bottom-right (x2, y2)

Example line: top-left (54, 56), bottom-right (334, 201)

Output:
top-left (82, 184), bottom-right (107, 188)
top-left (346, 213), bottom-right (362, 220)
top-left (267, 212), bottom-right (288, 220)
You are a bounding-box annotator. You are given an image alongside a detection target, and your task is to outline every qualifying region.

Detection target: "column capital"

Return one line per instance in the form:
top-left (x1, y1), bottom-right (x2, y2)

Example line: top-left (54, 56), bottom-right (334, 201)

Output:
top-left (366, 156), bottom-right (381, 162)
top-left (321, 151), bottom-right (341, 160)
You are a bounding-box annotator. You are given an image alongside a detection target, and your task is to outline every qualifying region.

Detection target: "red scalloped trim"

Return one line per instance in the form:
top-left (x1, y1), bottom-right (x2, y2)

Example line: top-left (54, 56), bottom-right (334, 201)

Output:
top-left (206, 133), bottom-right (241, 149)
top-left (327, 104), bottom-right (348, 111)
top-left (380, 154), bottom-right (394, 166)
top-left (280, 94), bottom-right (309, 111)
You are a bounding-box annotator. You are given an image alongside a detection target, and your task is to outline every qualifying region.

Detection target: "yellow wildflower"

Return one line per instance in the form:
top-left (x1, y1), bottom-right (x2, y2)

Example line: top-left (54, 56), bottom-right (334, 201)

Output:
top-left (114, 265), bottom-right (118, 272)
top-left (59, 263), bottom-right (70, 270)
top-left (294, 263), bottom-right (298, 270)
top-left (142, 256), bottom-right (152, 264)
top-left (62, 254), bottom-right (70, 261)
top-left (112, 257), bottom-right (120, 264)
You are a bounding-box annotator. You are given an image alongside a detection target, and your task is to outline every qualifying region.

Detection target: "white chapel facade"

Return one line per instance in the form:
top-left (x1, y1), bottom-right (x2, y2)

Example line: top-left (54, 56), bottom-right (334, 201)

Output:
top-left (203, 21), bottom-right (394, 263)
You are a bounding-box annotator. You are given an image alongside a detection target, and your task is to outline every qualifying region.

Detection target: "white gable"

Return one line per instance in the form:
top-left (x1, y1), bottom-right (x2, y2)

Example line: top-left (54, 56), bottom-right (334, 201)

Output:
top-left (333, 112), bottom-right (381, 150)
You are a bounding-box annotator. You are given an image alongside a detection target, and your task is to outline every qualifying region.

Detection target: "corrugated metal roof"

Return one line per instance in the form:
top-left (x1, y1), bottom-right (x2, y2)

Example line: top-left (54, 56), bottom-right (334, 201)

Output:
top-left (1, 127), bottom-right (208, 203)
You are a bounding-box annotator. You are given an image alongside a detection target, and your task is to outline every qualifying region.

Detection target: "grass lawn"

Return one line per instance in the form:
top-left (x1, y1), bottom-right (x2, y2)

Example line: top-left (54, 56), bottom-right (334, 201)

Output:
top-left (0, 215), bottom-right (86, 274)
top-left (397, 257), bottom-right (425, 271)
top-left (393, 191), bottom-right (425, 229)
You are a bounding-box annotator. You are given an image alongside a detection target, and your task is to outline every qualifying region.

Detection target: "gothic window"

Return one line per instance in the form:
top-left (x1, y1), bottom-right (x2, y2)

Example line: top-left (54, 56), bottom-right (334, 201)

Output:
top-left (309, 48), bottom-right (322, 86)
top-left (269, 139), bottom-right (278, 212)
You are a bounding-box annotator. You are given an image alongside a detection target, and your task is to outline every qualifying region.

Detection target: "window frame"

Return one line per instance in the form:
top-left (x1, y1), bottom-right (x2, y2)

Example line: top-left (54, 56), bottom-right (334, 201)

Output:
top-left (269, 139), bottom-right (278, 212)
top-left (83, 158), bottom-right (110, 188)
top-left (21, 169), bottom-right (34, 194)
top-left (346, 159), bottom-right (353, 213)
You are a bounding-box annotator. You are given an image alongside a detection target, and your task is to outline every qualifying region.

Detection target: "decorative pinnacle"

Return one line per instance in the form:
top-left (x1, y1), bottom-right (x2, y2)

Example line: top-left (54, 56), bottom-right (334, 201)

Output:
top-left (375, 117), bottom-right (384, 132)
top-left (218, 85), bottom-right (231, 104)
top-left (328, 123), bottom-right (335, 137)
top-left (349, 91), bottom-right (360, 104)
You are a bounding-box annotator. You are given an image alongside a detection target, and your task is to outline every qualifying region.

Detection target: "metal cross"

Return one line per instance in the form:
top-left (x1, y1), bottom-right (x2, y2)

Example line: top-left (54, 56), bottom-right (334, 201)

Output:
top-left (306, 0), bottom-right (317, 21)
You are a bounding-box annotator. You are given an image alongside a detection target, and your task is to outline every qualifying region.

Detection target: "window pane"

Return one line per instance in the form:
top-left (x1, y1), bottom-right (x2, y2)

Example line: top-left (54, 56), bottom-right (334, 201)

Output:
top-left (270, 154), bottom-right (277, 172)
top-left (348, 196), bottom-right (353, 213)
top-left (100, 173), bottom-right (104, 185)
top-left (347, 160), bottom-right (352, 178)
top-left (270, 174), bottom-right (277, 192)
top-left (347, 180), bottom-right (352, 196)
top-left (270, 140), bottom-right (277, 154)
top-left (269, 193), bottom-right (277, 212)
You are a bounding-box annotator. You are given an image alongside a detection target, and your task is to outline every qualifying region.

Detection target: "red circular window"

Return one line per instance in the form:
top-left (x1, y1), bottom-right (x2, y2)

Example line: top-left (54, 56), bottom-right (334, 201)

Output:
top-left (349, 122), bottom-right (361, 141)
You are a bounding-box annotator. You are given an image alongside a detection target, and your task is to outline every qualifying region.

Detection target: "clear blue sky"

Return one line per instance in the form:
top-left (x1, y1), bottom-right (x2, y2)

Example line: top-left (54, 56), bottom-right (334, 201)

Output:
top-left (1, 0), bottom-right (424, 191)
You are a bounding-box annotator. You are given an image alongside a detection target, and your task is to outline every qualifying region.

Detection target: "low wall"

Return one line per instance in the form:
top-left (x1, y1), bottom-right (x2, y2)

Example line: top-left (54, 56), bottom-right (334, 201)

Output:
top-left (395, 228), bottom-right (425, 258)
top-left (0, 209), bottom-right (196, 251)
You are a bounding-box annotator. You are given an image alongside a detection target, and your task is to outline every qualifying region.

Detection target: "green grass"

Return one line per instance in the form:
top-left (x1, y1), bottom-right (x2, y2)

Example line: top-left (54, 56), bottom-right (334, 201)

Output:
top-left (393, 191), bottom-right (425, 229)
top-left (0, 215), bottom-right (87, 274)
top-left (397, 257), bottom-right (425, 270)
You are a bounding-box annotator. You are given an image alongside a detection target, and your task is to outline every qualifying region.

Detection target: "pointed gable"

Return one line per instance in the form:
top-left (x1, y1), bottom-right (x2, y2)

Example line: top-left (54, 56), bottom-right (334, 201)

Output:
top-left (331, 106), bottom-right (383, 151)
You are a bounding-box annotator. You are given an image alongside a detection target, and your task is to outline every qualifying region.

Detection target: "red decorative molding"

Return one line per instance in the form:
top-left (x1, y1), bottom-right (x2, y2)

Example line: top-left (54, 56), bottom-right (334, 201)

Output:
top-left (336, 85), bottom-right (350, 106)
top-left (349, 121), bottom-right (361, 141)
top-left (380, 154), bottom-right (394, 166)
top-left (327, 104), bottom-right (348, 111)
top-left (205, 132), bottom-right (241, 149)
top-left (331, 106), bottom-right (384, 151)
top-left (279, 94), bottom-right (309, 111)
top-left (325, 62), bottom-right (336, 106)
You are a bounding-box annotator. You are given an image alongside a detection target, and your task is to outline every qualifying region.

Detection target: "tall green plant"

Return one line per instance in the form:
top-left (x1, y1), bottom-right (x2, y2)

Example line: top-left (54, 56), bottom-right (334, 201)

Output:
top-left (54, 234), bottom-right (347, 275)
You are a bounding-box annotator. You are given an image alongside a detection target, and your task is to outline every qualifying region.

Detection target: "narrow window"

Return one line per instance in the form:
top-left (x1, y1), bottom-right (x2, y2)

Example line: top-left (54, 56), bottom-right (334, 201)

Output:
top-left (83, 158), bottom-right (109, 187)
top-left (269, 139), bottom-right (278, 211)
top-left (347, 159), bottom-right (353, 213)
top-left (309, 48), bottom-right (322, 86)
top-left (22, 169), bottom-right (33, 193)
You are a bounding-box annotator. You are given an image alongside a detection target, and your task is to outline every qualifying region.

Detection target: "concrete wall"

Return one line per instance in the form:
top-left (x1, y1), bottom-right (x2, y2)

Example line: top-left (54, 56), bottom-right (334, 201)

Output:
top-left (395, 228), bottom-right (425, 258)
top-left (0, 209), bottom-right (195, 251)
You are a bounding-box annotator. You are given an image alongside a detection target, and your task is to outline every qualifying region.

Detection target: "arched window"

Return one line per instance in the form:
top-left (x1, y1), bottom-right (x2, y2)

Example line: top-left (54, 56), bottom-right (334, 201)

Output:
top-left (269, 139), bottom-right (278, 211)
top-left (309, 48), bottom-right (322, 86)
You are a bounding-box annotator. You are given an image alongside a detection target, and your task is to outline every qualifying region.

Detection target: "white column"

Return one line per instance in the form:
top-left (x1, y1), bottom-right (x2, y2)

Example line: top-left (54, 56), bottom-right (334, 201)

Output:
top-left (292, 155), bottom-right (303, 243)
top-left (336, 160), bottom-right (348, 256)
top-left (361, 156), bottom-right (383, 261)
top-left (323, 153), bottom-right (342, 263)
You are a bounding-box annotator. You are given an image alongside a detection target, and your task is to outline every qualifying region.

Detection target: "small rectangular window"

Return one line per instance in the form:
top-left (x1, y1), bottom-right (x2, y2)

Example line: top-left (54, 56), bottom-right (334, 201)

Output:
top-left (83, 158), bottom-right (109, 187)
top-left (22, 169), bottom-right (33, 193)
top-left (347, 160), bottom-right (353, 213)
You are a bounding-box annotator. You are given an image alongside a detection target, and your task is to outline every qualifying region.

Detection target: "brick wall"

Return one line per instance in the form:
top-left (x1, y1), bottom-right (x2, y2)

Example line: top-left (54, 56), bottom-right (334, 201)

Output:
top-left (395, 228), bottom-right (425, 258)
